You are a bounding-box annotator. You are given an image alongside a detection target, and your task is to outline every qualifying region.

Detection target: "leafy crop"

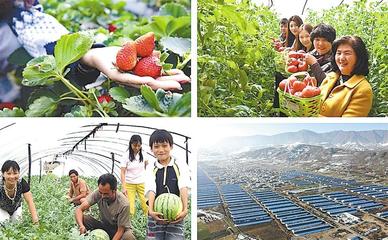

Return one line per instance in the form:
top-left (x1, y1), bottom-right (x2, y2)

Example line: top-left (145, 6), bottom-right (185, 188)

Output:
top-left (0, 175), bottom-right (191, 239)
top-left (198, 0), bottom-right (388, 117)
top-left (198, 0), bottom-right (278, 117)
top-left (2, 0), bottom-right (191, 117)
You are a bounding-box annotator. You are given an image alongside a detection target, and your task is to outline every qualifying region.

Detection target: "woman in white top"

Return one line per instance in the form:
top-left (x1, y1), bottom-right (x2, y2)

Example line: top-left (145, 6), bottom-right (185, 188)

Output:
top-left (120, 135), bottom-right (148, 216)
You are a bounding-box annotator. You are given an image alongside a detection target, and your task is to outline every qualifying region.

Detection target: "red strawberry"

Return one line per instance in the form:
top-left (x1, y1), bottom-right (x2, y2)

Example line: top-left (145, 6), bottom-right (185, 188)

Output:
top-left (108, 23), bottom-right (117, 33)
top-left (133, 56), bottom-right (162, 78)
top-left (135, 32), bottom-right (155, 57)
top-left (116, 41), bottom-right (137, 71)
top-left (98, 95), bottom-right (112, 103)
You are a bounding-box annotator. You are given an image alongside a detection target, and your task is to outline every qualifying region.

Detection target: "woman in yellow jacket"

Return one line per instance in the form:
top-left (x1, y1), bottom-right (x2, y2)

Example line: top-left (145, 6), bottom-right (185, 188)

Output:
top-left (319, 36), bottom-right (372, 117)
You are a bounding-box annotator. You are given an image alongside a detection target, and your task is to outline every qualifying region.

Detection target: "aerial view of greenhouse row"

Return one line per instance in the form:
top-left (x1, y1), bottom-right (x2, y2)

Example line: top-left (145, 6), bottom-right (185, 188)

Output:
top-left (0, 120), bottom-right (192, 239)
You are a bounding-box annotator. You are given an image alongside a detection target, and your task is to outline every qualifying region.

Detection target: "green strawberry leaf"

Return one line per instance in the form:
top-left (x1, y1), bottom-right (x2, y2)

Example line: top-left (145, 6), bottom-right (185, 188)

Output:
top-left (166, 16), bottom-right (190, 37)
top-left (22, 56), bottom-right (59, 86)
top-left (0, 107), bottom-right (25, 117)
top-left (160, 37), bottom-right (191, 56)
top-left (109, 87), bottom-right (130, 103)
top-left (159, 3), bottom-right (188, 18)
top-left (25, 96), bottom-right (58, 117)
top-left (122, 95), bottom-right (164, 117)
top-left (54, 32), bottom-right (94, 73)
top-left (149, 16), bottom-right (174, 37)
top-left (140, 85), bottom-right (163, 112)
top-left (64, 105), bottom-right (93, 117)
top-left (167, 92), bottom-right (191, 116)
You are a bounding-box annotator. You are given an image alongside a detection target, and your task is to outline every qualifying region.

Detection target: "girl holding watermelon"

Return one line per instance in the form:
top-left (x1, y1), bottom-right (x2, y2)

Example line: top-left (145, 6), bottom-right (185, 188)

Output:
top-left (120, 135), bottom-right (148, 216)
top-left (0, 160), bottom-right (38, 224)
top-left (319, 36), bottom-right (372, 117)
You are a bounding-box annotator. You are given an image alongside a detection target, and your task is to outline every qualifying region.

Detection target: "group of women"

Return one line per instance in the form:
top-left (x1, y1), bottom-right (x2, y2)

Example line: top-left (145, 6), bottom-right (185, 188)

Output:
top-left (275, 15), bottom-right (373, 117)
top-left (0, 135), bottom-right (148, 226)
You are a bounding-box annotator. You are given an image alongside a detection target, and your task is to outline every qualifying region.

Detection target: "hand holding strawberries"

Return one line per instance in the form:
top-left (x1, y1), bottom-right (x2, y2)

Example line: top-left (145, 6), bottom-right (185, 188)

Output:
top-left (80, 32), bottom-right (190, 90)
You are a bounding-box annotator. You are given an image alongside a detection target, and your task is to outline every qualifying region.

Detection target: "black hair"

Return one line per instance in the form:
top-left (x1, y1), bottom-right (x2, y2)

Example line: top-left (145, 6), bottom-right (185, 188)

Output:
top-left (1, 160), bottom-right (20, 174)
top-left (129, 135), bottom-right (144, 162)
top-left (98, 173), bottom-right (117, 190)
top-left (68, 169), bottom-right (79, 176)
top-left (286, 15), bottom-right (303, 48)
top-left (331, 36), bottom-right (369, 76)
top-left (149, 129), bottom-right (173, 148)
top-left (310, 23), bottom-right (336, 43)
top-left (280, 18), bottom-right (288, 25)
top-left (299, 24), bottom-right (314, 52)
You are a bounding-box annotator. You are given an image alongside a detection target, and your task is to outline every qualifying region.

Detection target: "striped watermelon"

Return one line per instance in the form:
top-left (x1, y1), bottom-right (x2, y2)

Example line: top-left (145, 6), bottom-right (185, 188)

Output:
top-left (154, 193), bottom-right (182, 221)
top-left (90, 229), bottom-right (109, 240)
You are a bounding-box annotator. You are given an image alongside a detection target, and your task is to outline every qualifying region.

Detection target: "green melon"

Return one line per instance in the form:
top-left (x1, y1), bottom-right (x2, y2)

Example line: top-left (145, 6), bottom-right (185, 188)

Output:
top-left (154, 193), bottom-right (183, 221)
top-left (90, 229), bottom-right (109, 240)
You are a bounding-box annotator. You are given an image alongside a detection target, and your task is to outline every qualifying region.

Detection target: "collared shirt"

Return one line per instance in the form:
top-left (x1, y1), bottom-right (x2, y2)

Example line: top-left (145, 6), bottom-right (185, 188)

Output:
top-left (319, 72), bottom-right (373, 117)
top-left (120, 152), bottom-right (146, 184)
top-left (144, 157), bottom-right (190, 199)
top-left (87, 190), bottom-right (131, 229)
top-left (69, 178), bottom-right (90, 198)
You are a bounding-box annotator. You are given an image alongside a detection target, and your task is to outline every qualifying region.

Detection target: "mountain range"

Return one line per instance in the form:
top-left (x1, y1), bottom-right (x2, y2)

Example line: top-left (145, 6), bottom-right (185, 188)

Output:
top-left (211, 129), bottom-right (388, 153)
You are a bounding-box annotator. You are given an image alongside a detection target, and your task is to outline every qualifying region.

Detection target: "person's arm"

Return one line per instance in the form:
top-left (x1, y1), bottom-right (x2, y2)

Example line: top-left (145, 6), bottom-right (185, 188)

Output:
top-left (120, 167), bottom-right (127, 196)
top-left (75, 200), bottom-right (91, 234)
top-left (144, 160), bottom-right (148, 169)
top-left (80, 47), bottom-right (189, 90)
top-left (23, 191), bottom-right (39, 224)
top-left (171, 187), bottom-right (188, 224)
top-left (112, 226), bottom-right (125, 240)
top-left (342, 84), bottom-right (373, 117)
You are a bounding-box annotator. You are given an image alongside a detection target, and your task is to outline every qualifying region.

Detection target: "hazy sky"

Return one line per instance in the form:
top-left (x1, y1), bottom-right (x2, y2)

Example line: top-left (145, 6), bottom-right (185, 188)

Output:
top-left (252, 0), bottom-right (364, 19)
top-left (196, 119), bottom-right (388, 145)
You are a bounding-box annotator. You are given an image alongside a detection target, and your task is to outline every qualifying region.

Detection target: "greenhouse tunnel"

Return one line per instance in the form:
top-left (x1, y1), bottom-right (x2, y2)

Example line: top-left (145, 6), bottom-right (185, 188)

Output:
top-left (0, 121), bottom-right (191, 186)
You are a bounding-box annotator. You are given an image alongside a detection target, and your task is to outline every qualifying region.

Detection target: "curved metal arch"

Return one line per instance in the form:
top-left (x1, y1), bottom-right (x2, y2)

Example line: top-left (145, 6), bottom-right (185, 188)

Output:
top-left (81, 123), bottom-right (191, 139)
top-left (60, 142), bottom-right (125, 156)
top-left (0, 122), bottom-right (16, 132)
top-left (70, 153), bottom-right (121, 179)
top-left (63, 130), bottom-right (191, 152)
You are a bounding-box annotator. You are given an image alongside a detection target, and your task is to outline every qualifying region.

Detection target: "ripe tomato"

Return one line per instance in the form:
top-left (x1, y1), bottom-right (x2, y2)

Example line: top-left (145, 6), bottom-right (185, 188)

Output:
top-left (279, 79), bottom-right (288, 91)
top-left (298, 61), bottom-right (308, 71)
top-left (292, 81), bottom-right (307, 92)
top-left (288, 58), bottom-right (299, 66)
top-left (288, 51), bottom-right (299, 58)
top-left (287, 65), bottom-right (298, 73)
top-left (303, 76), bottom-right (317, 87)
top-left (301, 86), bottom-right (321, 98)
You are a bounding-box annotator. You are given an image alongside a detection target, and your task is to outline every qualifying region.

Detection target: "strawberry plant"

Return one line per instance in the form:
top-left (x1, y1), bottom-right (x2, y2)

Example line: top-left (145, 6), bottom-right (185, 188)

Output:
top-left (0, 175), bottom-right (191, 239)
top-left (1, 1), bottom-right (191, 117)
